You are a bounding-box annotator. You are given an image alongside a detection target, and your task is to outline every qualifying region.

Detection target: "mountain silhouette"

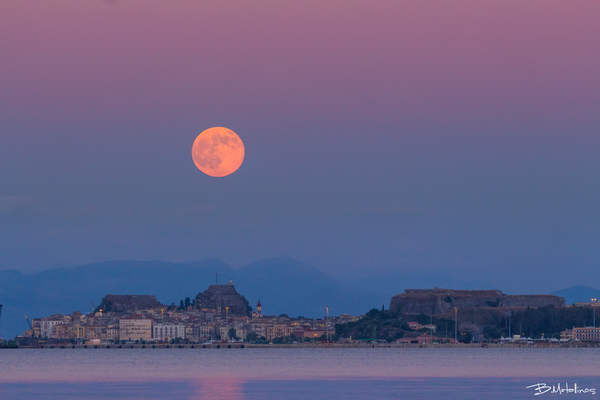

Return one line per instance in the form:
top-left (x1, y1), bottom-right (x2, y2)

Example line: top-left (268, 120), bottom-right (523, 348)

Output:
top-left (551, 285), bottom-right (600, 305)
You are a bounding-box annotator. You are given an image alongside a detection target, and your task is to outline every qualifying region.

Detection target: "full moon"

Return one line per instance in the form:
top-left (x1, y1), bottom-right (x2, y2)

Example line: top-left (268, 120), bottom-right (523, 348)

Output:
top-left (191, 127), bottom-right (245, 177)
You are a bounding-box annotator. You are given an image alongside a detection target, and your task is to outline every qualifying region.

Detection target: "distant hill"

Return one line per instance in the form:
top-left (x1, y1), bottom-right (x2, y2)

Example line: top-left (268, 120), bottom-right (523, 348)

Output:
top-left (233, 257), bottom-right (386, 318)
top-left (551, 285), bottom-right (600, 305)
top-left (0, 257), bottom-right (388, 339)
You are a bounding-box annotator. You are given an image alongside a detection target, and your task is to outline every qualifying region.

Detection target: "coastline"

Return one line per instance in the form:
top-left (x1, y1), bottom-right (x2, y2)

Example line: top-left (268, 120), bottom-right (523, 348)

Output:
top-left (12, 342), bottom-right (600, 349)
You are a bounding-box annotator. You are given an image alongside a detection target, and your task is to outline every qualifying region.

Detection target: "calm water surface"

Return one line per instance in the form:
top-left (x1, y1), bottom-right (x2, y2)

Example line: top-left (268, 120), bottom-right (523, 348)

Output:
top-left (1, 348), bottom-right (599, 399)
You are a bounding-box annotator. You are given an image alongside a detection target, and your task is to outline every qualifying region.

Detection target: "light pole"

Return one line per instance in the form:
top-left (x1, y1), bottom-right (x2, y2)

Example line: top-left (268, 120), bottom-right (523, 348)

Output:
top-left (326, 306), bottom-right (329, 343)
top-left (454, 307), bottom-right (458, 343)
top-left (430, 311), bottom-right (433, 342)
top-left (520, 321), bottom-right (522, 338)
top-left (592, 298), bottom-right (597, 341)
top-left (508, 311), bottom-right (511, 339)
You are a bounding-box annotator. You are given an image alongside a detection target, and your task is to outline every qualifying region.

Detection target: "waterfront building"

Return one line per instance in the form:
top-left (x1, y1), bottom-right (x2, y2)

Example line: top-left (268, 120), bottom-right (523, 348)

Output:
top-left (185, 325), bottom-right (195, 341)
top-left (69, 323), bottom-right (86, 339)
top-left (249, 322), bottom-right (268, 339)
top-left (417, 334), bottom-right (437, 343)
top-left (40, 318), bottom-right (67, 338)
top-left (85, 318), bottom-right (107, 340)
top-left (572, 326), bottom-right (600, 341)
top-left (107, 325), bottom-right (120, 341)
top-left (50, 323), bottom-right (69, 339)
top-left (303, 328), bottom-right (327, 340)
top-left (266, 324), bottom-right (292, 341)
top-left (560, 329), bottom-right (573, 341)
top-left (234, 324), bottom-right (249, 341)
top-left (220, 325), bottom-right (234, 340)
top-left (153, 323), bottom-right (185, 341)
top-left (119, 317), bottom-right (153, 341)
top-left (291, 326), bottom-right (306, 339)
top-left (198, 324), bottom-right (215, 340)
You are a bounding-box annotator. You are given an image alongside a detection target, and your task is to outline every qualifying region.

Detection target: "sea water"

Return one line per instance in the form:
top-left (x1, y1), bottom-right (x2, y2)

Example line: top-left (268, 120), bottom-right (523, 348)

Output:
top-left (1, 348), bottom-right (599, 399)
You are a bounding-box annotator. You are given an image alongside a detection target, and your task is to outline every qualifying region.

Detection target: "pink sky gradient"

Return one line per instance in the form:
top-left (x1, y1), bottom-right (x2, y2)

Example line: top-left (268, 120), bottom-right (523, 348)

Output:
top-left (1, 1), bottom-right (598, 132)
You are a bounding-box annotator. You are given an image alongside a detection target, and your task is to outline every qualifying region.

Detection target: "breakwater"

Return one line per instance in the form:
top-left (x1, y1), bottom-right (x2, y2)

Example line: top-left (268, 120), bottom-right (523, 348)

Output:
top-left (13, 342), bottom-right (600, 350)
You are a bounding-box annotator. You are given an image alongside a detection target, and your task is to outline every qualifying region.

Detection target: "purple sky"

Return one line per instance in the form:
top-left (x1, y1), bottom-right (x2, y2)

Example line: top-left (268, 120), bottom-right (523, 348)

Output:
top-left (0, 1), bottom-right (599, 293)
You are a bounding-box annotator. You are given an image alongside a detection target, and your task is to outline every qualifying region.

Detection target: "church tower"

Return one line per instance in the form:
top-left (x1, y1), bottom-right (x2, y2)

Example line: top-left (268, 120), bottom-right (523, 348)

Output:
top-left (256, 300), bottom-right (262, 318)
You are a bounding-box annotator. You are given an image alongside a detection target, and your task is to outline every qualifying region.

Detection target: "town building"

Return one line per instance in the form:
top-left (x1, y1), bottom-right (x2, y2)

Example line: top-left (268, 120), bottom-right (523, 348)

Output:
top-left (198, 324), bottom-right (215, 340)
top-left (107, 325), bottom-right (120, 341)
top-left (69, 323), bottom-right (86, 339)
top-left (572, 326), bottom-right (600, 341)
top-left (220, 325), bottom-right (235, 340)
top-left (291, 326), bottom-right (306, 339)
top-left (249, 322), bottom-right (267, 339)
top-left (266, 324), bottom-right (292, 341)
top-left (40, 318), bottom-right (67, 338)
top-left (303, 328), bottom-right (328, 340)
top-left (119, 317), bottom-right (153, 341)
top-left (51, 323), bottom-right (69, 339)
top-left (417, 334), bottom-right (435, 343)
top-left (153, 323), bottom-right (185, 341)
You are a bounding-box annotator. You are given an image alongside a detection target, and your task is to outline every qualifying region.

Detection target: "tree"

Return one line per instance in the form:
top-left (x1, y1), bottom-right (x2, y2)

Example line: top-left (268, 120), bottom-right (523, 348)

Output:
top-left (245, 332), bottom-right (259, 342)
top-left (382, 304), bottom-right (385, 312)
top-left (227, 328), bottom-right (238, 341)
top-left (179, 299), bottom-right (184, 310)
top-left (273, 336), bottom-right (288, 344)
top-left (185, 297), bottom-right (191, 308)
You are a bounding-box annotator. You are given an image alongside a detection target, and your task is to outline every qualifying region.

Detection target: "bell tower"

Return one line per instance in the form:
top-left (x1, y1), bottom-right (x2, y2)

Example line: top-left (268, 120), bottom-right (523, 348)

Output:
top-left (256, 300), bottom-right (262, 317)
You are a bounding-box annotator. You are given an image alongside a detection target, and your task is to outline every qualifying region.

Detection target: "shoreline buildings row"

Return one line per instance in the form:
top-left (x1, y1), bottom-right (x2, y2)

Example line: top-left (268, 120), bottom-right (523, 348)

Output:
top-left (23, 282), bottom-right (358, 344)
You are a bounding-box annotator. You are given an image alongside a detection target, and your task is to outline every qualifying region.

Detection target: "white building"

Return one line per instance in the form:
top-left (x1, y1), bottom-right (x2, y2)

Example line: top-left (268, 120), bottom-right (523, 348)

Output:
top-left (153, 323), bottom-right (185, 341)
top-left (40, 319), bottom-right (67, 338)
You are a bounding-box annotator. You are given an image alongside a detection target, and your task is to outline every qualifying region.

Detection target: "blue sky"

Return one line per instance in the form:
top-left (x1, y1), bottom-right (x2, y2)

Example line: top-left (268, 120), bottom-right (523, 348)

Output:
top-left (1, 1), bottom-right (599, 293)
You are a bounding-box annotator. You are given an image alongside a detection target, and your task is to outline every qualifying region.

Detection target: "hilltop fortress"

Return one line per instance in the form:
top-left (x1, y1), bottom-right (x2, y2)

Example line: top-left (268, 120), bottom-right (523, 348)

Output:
top-left (390, 288), bottom-right (565, 315)
top-left (98, 295), bottom-right (165, 313)
top-left (194, 281), bottom-right (252, 318)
